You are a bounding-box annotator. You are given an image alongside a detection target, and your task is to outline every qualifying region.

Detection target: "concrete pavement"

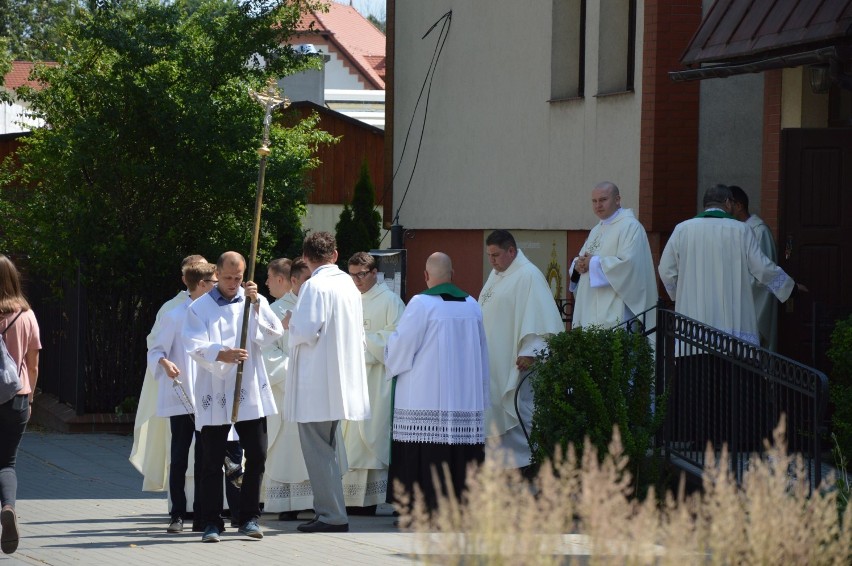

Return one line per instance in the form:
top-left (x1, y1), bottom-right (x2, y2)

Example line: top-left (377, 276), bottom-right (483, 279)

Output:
top-left (2, 430), bottom-right (420, 565)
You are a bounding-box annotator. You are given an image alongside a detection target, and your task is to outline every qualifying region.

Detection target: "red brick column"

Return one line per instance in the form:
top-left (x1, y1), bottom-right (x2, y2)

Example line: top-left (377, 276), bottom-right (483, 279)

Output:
top-left (640, 0), bottom-right (702, 251)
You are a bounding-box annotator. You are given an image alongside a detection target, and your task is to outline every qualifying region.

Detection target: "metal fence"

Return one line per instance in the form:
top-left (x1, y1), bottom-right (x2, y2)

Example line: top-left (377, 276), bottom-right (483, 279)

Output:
top-left (654, 306), bottom-right (828, 488)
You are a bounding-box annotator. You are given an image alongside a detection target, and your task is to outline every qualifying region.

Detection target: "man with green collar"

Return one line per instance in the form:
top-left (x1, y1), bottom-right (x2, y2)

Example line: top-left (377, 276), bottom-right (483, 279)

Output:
top-left (384, 252), bottom-right (490, 512)
top-left (659, 184), bottom-right (803, 345)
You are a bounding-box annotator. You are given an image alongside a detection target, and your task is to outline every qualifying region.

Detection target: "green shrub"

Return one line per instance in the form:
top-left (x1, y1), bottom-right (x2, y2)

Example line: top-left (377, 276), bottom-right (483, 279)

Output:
top-left (530, 326), bottom-right (662, 480)
top-left (828, 314), bottom-right (852, 471)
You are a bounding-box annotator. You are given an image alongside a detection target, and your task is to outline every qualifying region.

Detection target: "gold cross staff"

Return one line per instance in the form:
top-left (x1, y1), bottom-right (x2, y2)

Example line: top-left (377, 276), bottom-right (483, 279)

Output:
top-left (231, 78), bottom-right (290, 423)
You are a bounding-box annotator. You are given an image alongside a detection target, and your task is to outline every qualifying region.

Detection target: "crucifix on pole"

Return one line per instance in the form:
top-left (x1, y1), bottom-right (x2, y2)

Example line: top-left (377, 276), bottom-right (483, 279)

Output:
top-left (231, 78), bottom-right (290, 423)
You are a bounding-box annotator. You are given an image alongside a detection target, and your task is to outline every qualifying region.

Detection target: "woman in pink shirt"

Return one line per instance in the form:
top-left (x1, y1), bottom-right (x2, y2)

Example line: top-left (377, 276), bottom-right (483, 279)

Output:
top-left (0, 255), bottom-right (41, 555)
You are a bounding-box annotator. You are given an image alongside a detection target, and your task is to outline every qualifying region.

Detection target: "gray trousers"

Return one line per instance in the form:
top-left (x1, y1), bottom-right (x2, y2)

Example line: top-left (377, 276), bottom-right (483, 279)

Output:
top-left (298, 420), bottom-right (347, 525)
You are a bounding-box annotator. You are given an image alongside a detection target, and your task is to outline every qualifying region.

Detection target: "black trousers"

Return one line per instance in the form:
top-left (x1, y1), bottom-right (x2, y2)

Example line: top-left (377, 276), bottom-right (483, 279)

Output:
top-left (168, 414), bottom-right (201, 518)
top-left (197, 418), bottom-right (267, 530)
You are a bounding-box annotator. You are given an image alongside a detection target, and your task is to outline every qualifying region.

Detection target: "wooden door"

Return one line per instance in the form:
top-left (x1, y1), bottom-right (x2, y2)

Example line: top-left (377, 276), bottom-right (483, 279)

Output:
top-left (779, 128), bottom-right (852, 372)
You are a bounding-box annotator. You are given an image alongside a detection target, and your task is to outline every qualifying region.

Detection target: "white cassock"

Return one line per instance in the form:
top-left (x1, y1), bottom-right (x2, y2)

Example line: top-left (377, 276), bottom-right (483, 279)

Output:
top-left (130, 290), bottom-right (187, 492)
top-left (285, 264), bottom-right (370, 423)
top-left (746, 214), bottom-right (779, 351)
top-left (184, 288), bottom-right (282, 428)
top-left (342, 282), bottom-right (405, 507)
top-left (659, 214), bottom-right (795, 346)
top-left (262, 292), bottom-right (347, 512)
top-left (144, 297), bottom-right (200, 510)
top-left (569, 208), bottom-right (658, 330)
top-left (478, 249), bottom-right (564, 468)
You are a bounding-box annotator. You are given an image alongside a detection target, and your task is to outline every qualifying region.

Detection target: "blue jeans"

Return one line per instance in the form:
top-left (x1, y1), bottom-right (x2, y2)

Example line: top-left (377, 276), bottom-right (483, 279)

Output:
top-left (169, 414), bottom-right (201, 518)
top-left (0, 395), bottom-right (29, 508)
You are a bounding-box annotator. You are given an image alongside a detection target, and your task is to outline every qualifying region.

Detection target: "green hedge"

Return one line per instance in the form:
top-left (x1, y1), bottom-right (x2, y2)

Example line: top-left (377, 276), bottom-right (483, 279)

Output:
top-left (530, 326), bottom-right (662, 476)
top-left (828, 315), bottom-right (852, 470)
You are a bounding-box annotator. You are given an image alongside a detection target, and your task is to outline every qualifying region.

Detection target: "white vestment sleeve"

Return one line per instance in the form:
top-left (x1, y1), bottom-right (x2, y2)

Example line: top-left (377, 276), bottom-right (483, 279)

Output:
top-left (384, 297), bottom-right (427, 379)
top-left (588, 255), bottom-right (610, 289)
top-left (518, 333), bottom-right (547, 358)
top-left (288, 282), bottom-right (325, 348)
top-left (658, 231), bottom-right (680, 301)
top-left (183, 304), bottom-right (230, 377)
top-left (251, 299), bottom-right (284, 348)
top-left (146, 310), bottom-right (177, 379)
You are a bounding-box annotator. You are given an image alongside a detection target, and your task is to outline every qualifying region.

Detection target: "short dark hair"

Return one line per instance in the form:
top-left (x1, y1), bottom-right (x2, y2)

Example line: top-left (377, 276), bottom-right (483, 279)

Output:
top-left (268, 258), bottom-right (292, 278)
top-left (302, 232), bottom-right (336, 263)
top-left (703, 184), bottom-right (732, 208)
top-left (181, 254), bottom-right (207, 268)
top-left (348, 251), bottom-right (376, 271)
top-left (290, 257), bottom-right (309, 279)
top-left (485, 229), bottom-right (516, 251)
top-left (183, 262), bottom-right (216, 292)
top-left (728, 185), bottom-right (749, 211)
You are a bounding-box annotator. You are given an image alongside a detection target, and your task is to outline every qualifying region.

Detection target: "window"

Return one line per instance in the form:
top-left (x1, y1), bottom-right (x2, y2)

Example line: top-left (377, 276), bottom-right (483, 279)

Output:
top-left (550, 0), bottom-right (586, 100)
top-left (596, 0), bottom-right (636, 95)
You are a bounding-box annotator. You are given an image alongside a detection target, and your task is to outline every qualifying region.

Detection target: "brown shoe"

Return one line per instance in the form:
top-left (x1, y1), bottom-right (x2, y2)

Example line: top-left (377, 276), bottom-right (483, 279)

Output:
top-left (1, 505), bottom-right (19, 554)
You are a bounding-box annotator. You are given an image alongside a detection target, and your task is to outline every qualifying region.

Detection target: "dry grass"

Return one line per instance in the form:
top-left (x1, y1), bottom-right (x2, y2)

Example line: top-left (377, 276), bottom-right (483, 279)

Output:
top-left (397, 421), bottom-right (852, 565)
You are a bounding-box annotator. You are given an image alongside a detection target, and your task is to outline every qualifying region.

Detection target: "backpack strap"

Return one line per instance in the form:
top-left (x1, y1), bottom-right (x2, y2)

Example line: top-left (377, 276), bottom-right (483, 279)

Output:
top-left (1, 311), bottom-right (23, 336)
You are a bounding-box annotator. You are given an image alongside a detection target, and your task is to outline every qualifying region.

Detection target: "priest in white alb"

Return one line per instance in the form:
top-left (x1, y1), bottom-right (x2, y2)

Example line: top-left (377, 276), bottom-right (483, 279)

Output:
top-left (569, 181), bottom-right (658, 330)
top-left (658, 184), bottom-right (802, 345)
top-left (385, 252), bottom-right (489, 511)
top-left (130, 254), bottom-right (205, 502)
top-left (729, 185), bottom-right (780, 351)
top-left (479, 230), bottom-right (564, 470)
top-left (342, 252), bottom-right (405, 514)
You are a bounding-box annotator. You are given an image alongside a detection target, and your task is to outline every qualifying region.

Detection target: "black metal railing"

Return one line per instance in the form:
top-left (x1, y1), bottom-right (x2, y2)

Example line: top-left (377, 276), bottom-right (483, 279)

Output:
top-left (654, 305), bottom-right (828, 489)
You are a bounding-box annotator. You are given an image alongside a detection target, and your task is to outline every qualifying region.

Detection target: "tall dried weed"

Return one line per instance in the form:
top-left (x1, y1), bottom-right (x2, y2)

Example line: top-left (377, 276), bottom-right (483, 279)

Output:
top-left (398, 420), bottom-right (852, 564)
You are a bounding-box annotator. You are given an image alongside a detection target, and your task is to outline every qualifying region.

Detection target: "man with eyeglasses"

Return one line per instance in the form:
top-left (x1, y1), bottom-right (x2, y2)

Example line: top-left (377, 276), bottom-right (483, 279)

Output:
top-left (131, 254), bottom-right (206, 528)
top-left (146, 261), bottom-right (218, 533)
top-left (341, 252), bottom-right (405, 515)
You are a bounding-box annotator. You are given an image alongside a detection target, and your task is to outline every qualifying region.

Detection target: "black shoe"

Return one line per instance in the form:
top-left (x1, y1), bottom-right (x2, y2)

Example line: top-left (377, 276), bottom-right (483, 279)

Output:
top-left (0, 506), bottom-right (19, 554)
top-left (166, 516), bottom-right (184, 533)
top-left (296, 519), bottom-right (349, 533)
top-left (345, 505), bottom-right (377, 516)
top-left (277, 511), bottom-right (301, 521)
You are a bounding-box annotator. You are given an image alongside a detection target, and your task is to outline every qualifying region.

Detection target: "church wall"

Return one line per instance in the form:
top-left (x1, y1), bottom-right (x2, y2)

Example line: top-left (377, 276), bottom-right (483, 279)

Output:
top-left (392, 0), bottom-right (644, 234)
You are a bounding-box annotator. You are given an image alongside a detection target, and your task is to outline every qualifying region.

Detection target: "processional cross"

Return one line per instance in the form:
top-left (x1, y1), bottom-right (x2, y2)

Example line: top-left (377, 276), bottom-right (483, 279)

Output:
top-left (232, 78), bottom-right (290, 422)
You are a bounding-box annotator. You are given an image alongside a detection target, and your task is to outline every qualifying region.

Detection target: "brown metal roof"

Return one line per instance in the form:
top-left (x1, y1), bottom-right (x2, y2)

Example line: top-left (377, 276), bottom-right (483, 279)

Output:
top-left (681, 0), bottom-right (852, 66)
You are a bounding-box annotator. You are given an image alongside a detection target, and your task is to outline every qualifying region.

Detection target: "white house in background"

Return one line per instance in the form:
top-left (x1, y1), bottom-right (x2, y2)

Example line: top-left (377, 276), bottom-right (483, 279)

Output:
top-left (1, 61), bottom-right (50, 135)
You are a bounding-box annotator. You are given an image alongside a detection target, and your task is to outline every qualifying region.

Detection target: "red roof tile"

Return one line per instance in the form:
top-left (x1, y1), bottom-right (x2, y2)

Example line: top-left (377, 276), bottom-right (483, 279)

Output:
top-left (2, 61), bottom-right (56, 91)
top-left (296, 2), bottom-right (386, 89)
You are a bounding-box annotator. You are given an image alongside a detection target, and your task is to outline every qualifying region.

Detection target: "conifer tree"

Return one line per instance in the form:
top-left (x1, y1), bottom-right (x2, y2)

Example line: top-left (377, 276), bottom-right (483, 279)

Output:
top-left (335, 160), bottom-right (382, 267)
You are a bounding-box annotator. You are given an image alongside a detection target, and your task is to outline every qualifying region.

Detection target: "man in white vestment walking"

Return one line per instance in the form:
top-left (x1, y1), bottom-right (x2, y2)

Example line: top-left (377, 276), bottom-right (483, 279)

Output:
top-left (284, 232), bottom-right (370, 533)
top-left (183, 251), bottom-right (283, 543)
top-left (146, 262), bottom-right (217, 533)
top-left (728, 185), bottom-right (780, 351)
top-left (130, 255), bottom-right (206, 503)
top-left (479, 230), bottom-right (564, 470)
top-left (385, 252), bottom-right (489, 511)
top-left (264, 259), bottom-right (339, 519)
top-left (570, 181), bottom-right (658, 330)
top-left (342, 252), bottom-right (405, 514)
top-left (658, 184), bottom-right (803, 345)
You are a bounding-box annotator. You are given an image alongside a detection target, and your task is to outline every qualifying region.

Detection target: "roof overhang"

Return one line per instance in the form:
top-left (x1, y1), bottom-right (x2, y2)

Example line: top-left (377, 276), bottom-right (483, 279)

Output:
top-left (670, 0), bottom-right (852, 83)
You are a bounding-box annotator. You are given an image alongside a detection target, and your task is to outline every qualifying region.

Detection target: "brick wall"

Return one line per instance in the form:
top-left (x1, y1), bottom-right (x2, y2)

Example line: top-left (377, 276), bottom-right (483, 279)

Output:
top-left (640, 0), bottom-right (702, 249)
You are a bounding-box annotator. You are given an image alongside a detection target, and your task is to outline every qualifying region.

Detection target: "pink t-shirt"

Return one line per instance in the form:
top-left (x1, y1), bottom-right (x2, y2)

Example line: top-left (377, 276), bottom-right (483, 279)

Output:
top-left (1, 309), bottom-right (41, 395)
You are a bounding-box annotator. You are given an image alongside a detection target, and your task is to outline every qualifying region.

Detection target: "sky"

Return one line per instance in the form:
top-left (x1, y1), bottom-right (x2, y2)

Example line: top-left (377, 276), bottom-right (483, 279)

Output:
top-left (343, 0), bottom-right (387, 22)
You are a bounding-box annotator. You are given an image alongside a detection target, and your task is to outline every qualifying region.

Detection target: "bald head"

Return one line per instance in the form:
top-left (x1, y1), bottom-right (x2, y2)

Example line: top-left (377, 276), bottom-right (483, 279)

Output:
top-left (216, 251), bottom-right (247, 301)
top-left (425, 252), bottom-right (453, 288)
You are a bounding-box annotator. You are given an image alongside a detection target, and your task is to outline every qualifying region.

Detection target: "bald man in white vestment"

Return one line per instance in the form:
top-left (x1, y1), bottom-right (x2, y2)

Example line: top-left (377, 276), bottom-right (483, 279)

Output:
top-left (570, 182), bottom-right (658, 330)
